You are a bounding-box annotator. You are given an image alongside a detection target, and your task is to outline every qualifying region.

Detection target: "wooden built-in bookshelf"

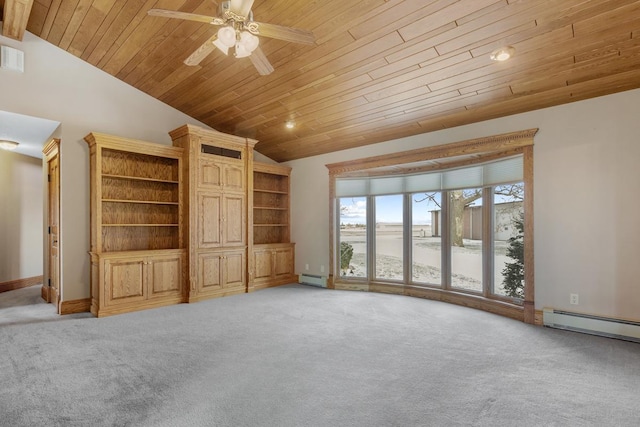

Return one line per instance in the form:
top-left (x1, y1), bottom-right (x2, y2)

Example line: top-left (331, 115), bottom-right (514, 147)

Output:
top-left (251, 162), bottom-right (295, 290)
top-left (85, 133), bottom-right (186, 317)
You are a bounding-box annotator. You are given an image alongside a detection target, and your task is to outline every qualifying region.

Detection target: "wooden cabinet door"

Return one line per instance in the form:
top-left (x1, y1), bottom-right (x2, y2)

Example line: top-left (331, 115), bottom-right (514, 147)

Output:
top-left (103, 257), bottom-right (146, 306)
top-left (198, 159), bottom-right (245, 193)
top-left (198, 159), bottom-right (223, 190)
top-left (253, 249), bottom-right (273, 282)
top-left (222, 250), bottom-right (246, 289)
top-left (222, 194), bottom-right (245, 246)
top-left (198, 192), bottom-right (222, 248)
top-left (147, 253), bottom-right (183, 299)
top-left (198, 252), bottom-right (223, 292)
top-left (222, 163), bottom-right (245, 193)
top-left (274, 247), bottom-right (294, 280)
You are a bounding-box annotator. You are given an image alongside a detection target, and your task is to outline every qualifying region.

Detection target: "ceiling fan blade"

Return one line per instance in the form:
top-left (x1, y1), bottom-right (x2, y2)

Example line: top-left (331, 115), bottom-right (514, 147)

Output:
top-left (147, 9), bottom-right (217, 24)
top-left (184, 34), bottom-right (219, 66)
top-left (252, 21), bottom-right (315, 45)
top-left (249, 47), bottom-right (274, 76)
top-left (230, 0), bottom-right (255, 19)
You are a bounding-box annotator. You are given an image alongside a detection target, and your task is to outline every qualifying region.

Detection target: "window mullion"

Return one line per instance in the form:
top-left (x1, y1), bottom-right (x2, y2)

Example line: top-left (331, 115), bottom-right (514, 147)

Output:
top-left (442, 190), bottom-right (451, 290)
top-left (404, 193), bottom-right (412, 284)
top-left (367, 196), bottom-right (375, 280)
top-left (482, 187), bottom-right (493, 298)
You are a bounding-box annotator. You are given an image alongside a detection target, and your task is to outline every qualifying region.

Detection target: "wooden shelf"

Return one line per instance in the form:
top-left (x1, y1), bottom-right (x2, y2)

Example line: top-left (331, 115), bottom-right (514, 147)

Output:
top-left (101, 224), bottom-right (179, 227)
top-left (254, 188), bottom-right (288, 194)
top-left (253, 163), bottom-right (291, 246)
top-left (102, 199), bottom-right (179, 205)
top-left (102, 174), bottom-right (179, 184)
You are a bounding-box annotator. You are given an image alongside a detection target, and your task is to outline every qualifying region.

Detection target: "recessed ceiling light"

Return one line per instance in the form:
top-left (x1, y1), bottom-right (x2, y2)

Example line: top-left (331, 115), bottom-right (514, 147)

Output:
top-left (285, 120), bottom-right (295, 129)
top-left (0, 140), bottom-right (19, 150)
top-left (490, 46), bottom-right (515, 62)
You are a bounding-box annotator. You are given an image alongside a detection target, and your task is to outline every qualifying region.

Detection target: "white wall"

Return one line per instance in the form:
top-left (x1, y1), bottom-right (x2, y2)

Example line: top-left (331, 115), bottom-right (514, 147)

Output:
top-left (0, 151), bottom-right (43, 282)
top-left (0, 30), bottom-right (213, 300)
top-left (285, 88), bottom-right (640, 321)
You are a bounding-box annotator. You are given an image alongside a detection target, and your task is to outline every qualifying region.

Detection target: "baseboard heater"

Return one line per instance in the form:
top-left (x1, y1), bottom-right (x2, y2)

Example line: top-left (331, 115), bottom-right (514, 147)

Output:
top-left (298, 274), bottom-right (327, 288)
top-left (543, 308), bottom-right (640, 343)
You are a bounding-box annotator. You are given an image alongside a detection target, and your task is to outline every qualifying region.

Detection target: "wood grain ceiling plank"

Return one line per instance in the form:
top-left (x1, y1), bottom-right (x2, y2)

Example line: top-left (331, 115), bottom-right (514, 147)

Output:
top-left (117, 0), bottom-right (210, 81)
top-left (123, 23), bottom-right (210, 87)
top-left (57, 0), bottom-right (92, 50)
top-left (99, 0), bottom-right (184, 74)
top-left (398, 0), bottom-right (501, 42)
top-left (368, 47), bottom-right (439, 80)
top-left (570, 1), bottom-right (640, 37)
top-left (535, 0), bottom-right (639, 29)
top-left (45, 0), bottom-right (79, 45)
top-left (455, 0), bottom-right (508, 26)
top-left (38, 0), bottom-right (60, 39)
top-left (25, 0), bottom-right (47, 34)
top-left (310, 0), bottom-right (384, 45)
top-left (384, 21), bottom-right (457, 64)
top-left (432, 67), bottom-right (640, 134)
top-left (82, 0), bottom-right (149, 64)
top-left (66, 0), bottom-right (114, 57)
top-left (349, 0), bottom-right (452, 41)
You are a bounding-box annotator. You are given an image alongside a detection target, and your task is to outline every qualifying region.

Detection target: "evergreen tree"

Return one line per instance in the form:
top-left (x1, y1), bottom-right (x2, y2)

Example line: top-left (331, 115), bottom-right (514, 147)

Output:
top-left (340, 241), bottom-right (354, 274)
top-left (501, 212), bottom-right (524, 299)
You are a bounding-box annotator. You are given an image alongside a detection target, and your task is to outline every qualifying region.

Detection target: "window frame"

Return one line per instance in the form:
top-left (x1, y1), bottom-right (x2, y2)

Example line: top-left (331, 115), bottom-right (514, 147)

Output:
top-left (327, 129), bottom-right (536, 323)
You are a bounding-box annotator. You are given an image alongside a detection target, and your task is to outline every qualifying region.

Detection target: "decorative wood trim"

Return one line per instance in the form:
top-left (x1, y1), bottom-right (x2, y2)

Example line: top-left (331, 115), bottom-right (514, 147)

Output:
top-left (523, 145), bottom-right (535, 324)
top-left (59, 298), bottom-right (91, 315)
top-left (253, 161), bottom-right (291, 176)
top-left (42, 138), bottom-right (60, 159)
top-left (84, 133), bottom-right (184, 158)
top-left (168, 124), bottom-right (258, 149)
top-left (326, 128), bottom-right (538, 175)
top-left (334, 281), bottom-right (525, 321)
top-left (1, 0), bottom-right (34, 40)
top-left (534, 310), bottom-right (544, 326)
top-left (0, 275), bottom-right (43, 293)
top-left (41, 283), bottom-right (50, 301)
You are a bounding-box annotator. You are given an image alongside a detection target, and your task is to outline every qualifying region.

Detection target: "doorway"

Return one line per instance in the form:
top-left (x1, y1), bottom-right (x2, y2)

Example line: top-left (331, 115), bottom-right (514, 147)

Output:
top-left (43, 139), bottom-right (60, 312)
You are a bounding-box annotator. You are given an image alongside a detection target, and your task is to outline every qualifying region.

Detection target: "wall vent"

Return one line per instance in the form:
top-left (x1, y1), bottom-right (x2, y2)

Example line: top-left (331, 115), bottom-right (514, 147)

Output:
top-left (299, 274), bottom-right (327, 288)
top-left (543, 308), bottom-right (640, 343)
top-left (1, 45), bottom-right (25, 73)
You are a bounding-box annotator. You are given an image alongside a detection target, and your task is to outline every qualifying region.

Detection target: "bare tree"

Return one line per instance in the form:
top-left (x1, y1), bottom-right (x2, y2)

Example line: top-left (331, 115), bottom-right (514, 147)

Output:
top-left (415, 183), bottom-right (523, 248)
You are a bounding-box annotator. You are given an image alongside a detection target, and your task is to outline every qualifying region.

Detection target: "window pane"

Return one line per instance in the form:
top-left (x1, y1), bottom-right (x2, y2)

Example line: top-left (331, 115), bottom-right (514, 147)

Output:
top-left (375, 195), bottom-right (403, 281)
top-left (450, 189), bottom-right (483, 292)
top-left (493, 183), bottom-right (524, 299)
top-left (339, 197), bottom-right (367, 278)
top-left (411, 192), bottom-right (441, 285)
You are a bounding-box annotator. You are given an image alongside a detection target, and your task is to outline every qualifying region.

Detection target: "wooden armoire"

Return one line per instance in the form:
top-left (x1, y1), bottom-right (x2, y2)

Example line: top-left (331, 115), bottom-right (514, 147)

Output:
top-left (169, 125), bottom-right (257, 302)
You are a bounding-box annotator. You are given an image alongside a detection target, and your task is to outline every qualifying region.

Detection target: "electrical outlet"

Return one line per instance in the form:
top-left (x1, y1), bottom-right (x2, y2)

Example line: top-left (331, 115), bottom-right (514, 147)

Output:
top-left (570, 293), bottom-right (579, 305)
top-left (320, 265), bottom-right (325, 273)
top-left (305, 263), bottom-right (309, 271)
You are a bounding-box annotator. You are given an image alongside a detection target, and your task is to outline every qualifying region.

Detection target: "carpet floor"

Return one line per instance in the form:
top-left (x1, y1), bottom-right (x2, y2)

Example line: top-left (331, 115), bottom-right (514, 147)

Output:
top-left (0, 284), bottom-right (638, 426)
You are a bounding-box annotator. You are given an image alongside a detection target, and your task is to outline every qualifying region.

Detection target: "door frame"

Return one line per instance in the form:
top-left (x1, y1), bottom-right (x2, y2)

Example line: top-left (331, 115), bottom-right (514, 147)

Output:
top-left (43, 138), bottom-right (60, 311)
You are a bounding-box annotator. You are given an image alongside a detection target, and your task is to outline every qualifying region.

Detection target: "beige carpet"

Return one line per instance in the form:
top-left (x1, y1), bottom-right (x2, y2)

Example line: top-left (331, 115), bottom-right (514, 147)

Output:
top-left (1, 284), bottom-right (639, 426)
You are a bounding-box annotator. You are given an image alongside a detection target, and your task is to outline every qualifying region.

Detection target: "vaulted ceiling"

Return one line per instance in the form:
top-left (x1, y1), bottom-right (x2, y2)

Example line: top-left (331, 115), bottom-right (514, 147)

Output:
top-left (4, 0), bottom-right (640, 162)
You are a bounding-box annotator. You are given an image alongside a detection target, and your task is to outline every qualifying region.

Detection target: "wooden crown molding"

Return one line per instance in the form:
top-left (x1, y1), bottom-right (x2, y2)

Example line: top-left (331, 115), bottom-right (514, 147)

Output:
top-left (169, 124), bottom-right (258, 148)
top-left (326, 128), bottom-right (538, 176)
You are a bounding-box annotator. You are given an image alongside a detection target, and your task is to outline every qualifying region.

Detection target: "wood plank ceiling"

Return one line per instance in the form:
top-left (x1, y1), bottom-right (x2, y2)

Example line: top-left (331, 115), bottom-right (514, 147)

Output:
top-left (18, 0), bottom-right (640, 162)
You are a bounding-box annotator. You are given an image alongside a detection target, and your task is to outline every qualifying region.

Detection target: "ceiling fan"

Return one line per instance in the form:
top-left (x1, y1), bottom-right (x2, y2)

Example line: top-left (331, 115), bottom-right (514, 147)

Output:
top-left (148, 0), bottom-right (315, 75)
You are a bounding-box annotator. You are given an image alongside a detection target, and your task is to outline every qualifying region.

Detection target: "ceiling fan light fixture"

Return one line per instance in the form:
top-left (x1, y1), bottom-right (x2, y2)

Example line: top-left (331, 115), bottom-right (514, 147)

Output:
top-left (490, 46), bottom-right (515, 62)
top-left (0, 140), bottom-right (19, 150)
top-left (213, 25), bottom-right (237, 55)
top-left (235, 31), bottom-right (259, 58)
